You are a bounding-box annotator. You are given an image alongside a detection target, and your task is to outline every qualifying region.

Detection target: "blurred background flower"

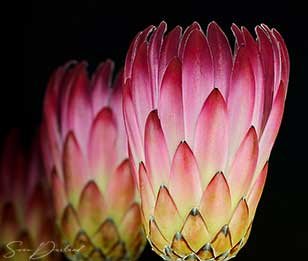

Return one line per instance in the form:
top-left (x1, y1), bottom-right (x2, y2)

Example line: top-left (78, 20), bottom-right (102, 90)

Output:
top-left (41, 60), bottom-right (145, 260)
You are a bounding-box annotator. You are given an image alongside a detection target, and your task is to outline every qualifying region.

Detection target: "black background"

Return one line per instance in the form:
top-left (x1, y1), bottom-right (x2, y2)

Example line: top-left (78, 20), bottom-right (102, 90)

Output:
top-left (17, 0), bottom-right (308, 260)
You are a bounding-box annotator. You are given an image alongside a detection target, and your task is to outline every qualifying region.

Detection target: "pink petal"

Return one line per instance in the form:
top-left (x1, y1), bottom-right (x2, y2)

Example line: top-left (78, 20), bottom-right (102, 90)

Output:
top-left (257, 81), bottom-right (286, 180)
top-left (207, 21), bottom-right (233, 99)
top-left (273, 29), bottom-right (290, 88)
top-left (123, 81), bottom-right (144, 184)
top-left (144, 110), bottom-right (170, 194)
top-left (109, 70), bottom-right (127, 163)
top-left (40, 123), bottom-right (53, 181)
top-left (77, 181), bottom-right (106, 236)
top-left (169, 142), bottom-right (202, 217)
top-left (66, 63), bottom-right (93, 152)
top-left (131, 41), bottom-right (153, 132)
top-left (228, 47), bottom-right (255, 158)
top-left (138, 162), bottom-right (155, 233)
top-left (159, 26), bottom-right (182, 84)
top-left (60, 62), bottom-right (81, 138)
top-left (247, 162), bottom-right (268, 221)
top-left (124, 25), bottom-right (155, 81)
top-left (43, 67), bottom-right (64, 177)
top-left (148, 21), bottom-right (167, 106)
top-left (106, 159), bottom-right (135, 223)
top-left (228, 199), bottom-right (249, 245)
top-left (242, 27), bottom-right (265, 135)
top-left (88, 108), bottom-right (117, 191)
top-left (182, 29), bottom-right (214, 144)
top-left (231, 23), bottom-right (245, 52)
top-left (63, 131), bottom-right (87, 206)
top-left (91, 60), bottom-right (114, 116)
top-left (227, 127), bottom-right (259, 206)
top-left (194, 88), bottom-right (228, 188)
top-left (154, 185), bottom-right (183, 242)
top-left (158, 57), bottom-right (184, 156)
top-left (199, 172), bottom-right (231, 234)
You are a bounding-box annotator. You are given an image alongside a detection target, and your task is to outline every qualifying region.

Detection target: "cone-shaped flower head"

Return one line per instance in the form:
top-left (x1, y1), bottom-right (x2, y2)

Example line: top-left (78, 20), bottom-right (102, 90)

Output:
top-left (41, 60), bottom-right (146, 260)
top-left (123, 21), bottom-right (289, 260)
top-left (0, 131), bottom-right (59, 260)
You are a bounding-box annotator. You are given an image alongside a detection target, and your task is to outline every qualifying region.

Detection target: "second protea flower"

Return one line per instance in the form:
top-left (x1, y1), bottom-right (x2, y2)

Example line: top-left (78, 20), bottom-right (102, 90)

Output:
top-left (123, 22), bottom-right (289, 260)
top-left (41, 61), bottom-right (145, 260)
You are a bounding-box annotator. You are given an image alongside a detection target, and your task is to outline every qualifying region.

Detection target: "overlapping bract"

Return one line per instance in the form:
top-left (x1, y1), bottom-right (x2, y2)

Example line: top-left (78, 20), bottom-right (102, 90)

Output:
top-left (0, 131), bottom-right (59, 261)
top-left (123, 22), bottom-right (289, 260)
top-left (41, 61), bottom-right (145, 260)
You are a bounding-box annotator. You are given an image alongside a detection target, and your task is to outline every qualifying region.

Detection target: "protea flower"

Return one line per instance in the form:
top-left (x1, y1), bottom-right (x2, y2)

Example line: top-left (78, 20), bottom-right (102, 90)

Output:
top-left (0, 131), bottom-right (59, 260)
top-left (41, 60), bottom-right (146, 260)
top-left (123, 21), bottom-right (289, 260)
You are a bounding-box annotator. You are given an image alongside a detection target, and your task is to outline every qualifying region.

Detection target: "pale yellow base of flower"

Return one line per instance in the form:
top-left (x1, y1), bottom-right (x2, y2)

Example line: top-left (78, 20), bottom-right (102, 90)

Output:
top-left (147, 223), bottom-right (252, 261)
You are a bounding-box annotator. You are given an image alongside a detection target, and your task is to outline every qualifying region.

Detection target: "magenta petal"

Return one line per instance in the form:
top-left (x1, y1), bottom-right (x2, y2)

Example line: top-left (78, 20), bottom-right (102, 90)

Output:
top-left (144, 111), bottom-right (170, 194)
top-left (261, 24), bottom-right (282, 99)
top-left (228, 47), bottom-right (255, 158)
top-left (242, 27), bottom-right (265, 135)
top-left (194, 88), bottom-right (228, 188)
top-left (231, 23), bottom-right (245, 51)
top-left (124, 25), bottom-right (155, 81)
top-left (159, 26), bottom-right (182, 84)
top-left (148, 21), bottom-right (167, 106)
top-left (182, 29), bottom-right (214, 145)
top-left (228, 127), bottom-right (259, 206)
top-left (207, 21), bottom-right (232, 99)
top-left (179, 22), bottom-right (201, 59)
top-left (91, 60), bottom-right (114, 116)
top-left (256, 26), bottom-right (275, 132)
top-left (131, 42), bottom-right (153, 135)
top-left (158, 57), bottom-right (184, 156)
top-left (169, 142), bottom-right (202, 217)
top-left (43, 67), bottom-right (64, 177)
top-left (66, 63), bottom-right (93, 152)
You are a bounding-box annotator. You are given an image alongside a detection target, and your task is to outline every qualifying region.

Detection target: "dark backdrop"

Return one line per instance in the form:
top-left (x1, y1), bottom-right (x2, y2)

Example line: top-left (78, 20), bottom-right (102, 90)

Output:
top-left (18, 0), bottom-right (308, 260)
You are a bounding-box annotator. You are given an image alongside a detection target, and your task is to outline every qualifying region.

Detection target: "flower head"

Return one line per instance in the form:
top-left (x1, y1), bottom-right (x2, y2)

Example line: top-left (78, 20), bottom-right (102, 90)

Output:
top-left (123, 21), bottom-right (289, 260)
top-left (41, 60), bottom-right (145, 260)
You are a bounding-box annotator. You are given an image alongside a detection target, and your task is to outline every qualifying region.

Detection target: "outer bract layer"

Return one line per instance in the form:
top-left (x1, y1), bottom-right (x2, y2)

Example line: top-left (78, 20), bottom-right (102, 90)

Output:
top-left (123, 22), bottom-right (289, 260)
top-left (41, 61), bottom-right (145, 260)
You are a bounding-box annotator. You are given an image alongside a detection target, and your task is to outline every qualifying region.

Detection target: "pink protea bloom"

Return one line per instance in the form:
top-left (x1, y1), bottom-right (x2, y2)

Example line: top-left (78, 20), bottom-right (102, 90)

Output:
top-left (123, 21), bottom-right (289, 260)
top-left (41, 61), bottom-right (146, 260)
top-left (0, 131), bottom-right (59, 260)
